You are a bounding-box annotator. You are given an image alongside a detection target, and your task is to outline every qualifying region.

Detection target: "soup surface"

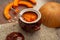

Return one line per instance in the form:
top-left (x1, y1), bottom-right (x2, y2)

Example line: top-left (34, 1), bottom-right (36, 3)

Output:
top-left (22, 11), bottom-right (38, 22)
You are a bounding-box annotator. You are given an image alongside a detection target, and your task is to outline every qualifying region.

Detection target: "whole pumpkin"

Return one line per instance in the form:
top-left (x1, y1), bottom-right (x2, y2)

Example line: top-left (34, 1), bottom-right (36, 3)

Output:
top-left (39, 2), bottom-right (60, 28)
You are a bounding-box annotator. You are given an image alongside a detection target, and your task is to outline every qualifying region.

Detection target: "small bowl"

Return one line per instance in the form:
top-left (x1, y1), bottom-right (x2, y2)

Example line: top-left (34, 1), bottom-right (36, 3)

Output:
top-left (18, 8), bottom-right (41, 24)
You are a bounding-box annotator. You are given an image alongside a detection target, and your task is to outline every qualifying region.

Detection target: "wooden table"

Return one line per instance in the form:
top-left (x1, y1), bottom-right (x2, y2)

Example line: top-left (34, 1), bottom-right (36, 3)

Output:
top-left (0, 0), bottom-right (26, 24)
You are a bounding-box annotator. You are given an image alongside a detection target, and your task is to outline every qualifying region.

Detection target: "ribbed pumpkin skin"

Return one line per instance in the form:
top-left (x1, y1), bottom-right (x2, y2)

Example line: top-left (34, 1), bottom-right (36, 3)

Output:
top-left (40, 2), bottom-right (60, 28)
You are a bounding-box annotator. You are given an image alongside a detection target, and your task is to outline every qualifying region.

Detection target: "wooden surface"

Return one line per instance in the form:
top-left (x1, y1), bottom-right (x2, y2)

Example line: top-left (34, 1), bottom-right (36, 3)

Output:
top-left (0, 0), bottom-right (26, 24)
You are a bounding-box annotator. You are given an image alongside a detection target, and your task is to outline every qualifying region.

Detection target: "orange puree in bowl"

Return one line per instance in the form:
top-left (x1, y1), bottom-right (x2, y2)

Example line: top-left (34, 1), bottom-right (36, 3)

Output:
top-left (22, 11), bottom-right (38, 22)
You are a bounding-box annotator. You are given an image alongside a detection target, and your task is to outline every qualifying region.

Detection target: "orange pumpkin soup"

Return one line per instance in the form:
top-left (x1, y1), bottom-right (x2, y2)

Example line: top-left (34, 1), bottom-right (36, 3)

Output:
top-left (22, 11), bottom-right (38, 22)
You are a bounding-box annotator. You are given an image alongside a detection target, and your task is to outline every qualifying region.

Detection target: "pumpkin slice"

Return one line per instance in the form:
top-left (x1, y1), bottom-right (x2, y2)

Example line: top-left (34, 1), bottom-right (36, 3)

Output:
top-left (29, 0), bottom-right (36, 4)
top-left (19, 1), bottom-right (33, 8)
top-left (4, 1), bottom-right (34, 20)
top-left (4, 2), bottom-right (19, 20)
top-left (13, 0), bottom-right (20, 6)
top-left (4, 2), bottom-right (13, 20)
